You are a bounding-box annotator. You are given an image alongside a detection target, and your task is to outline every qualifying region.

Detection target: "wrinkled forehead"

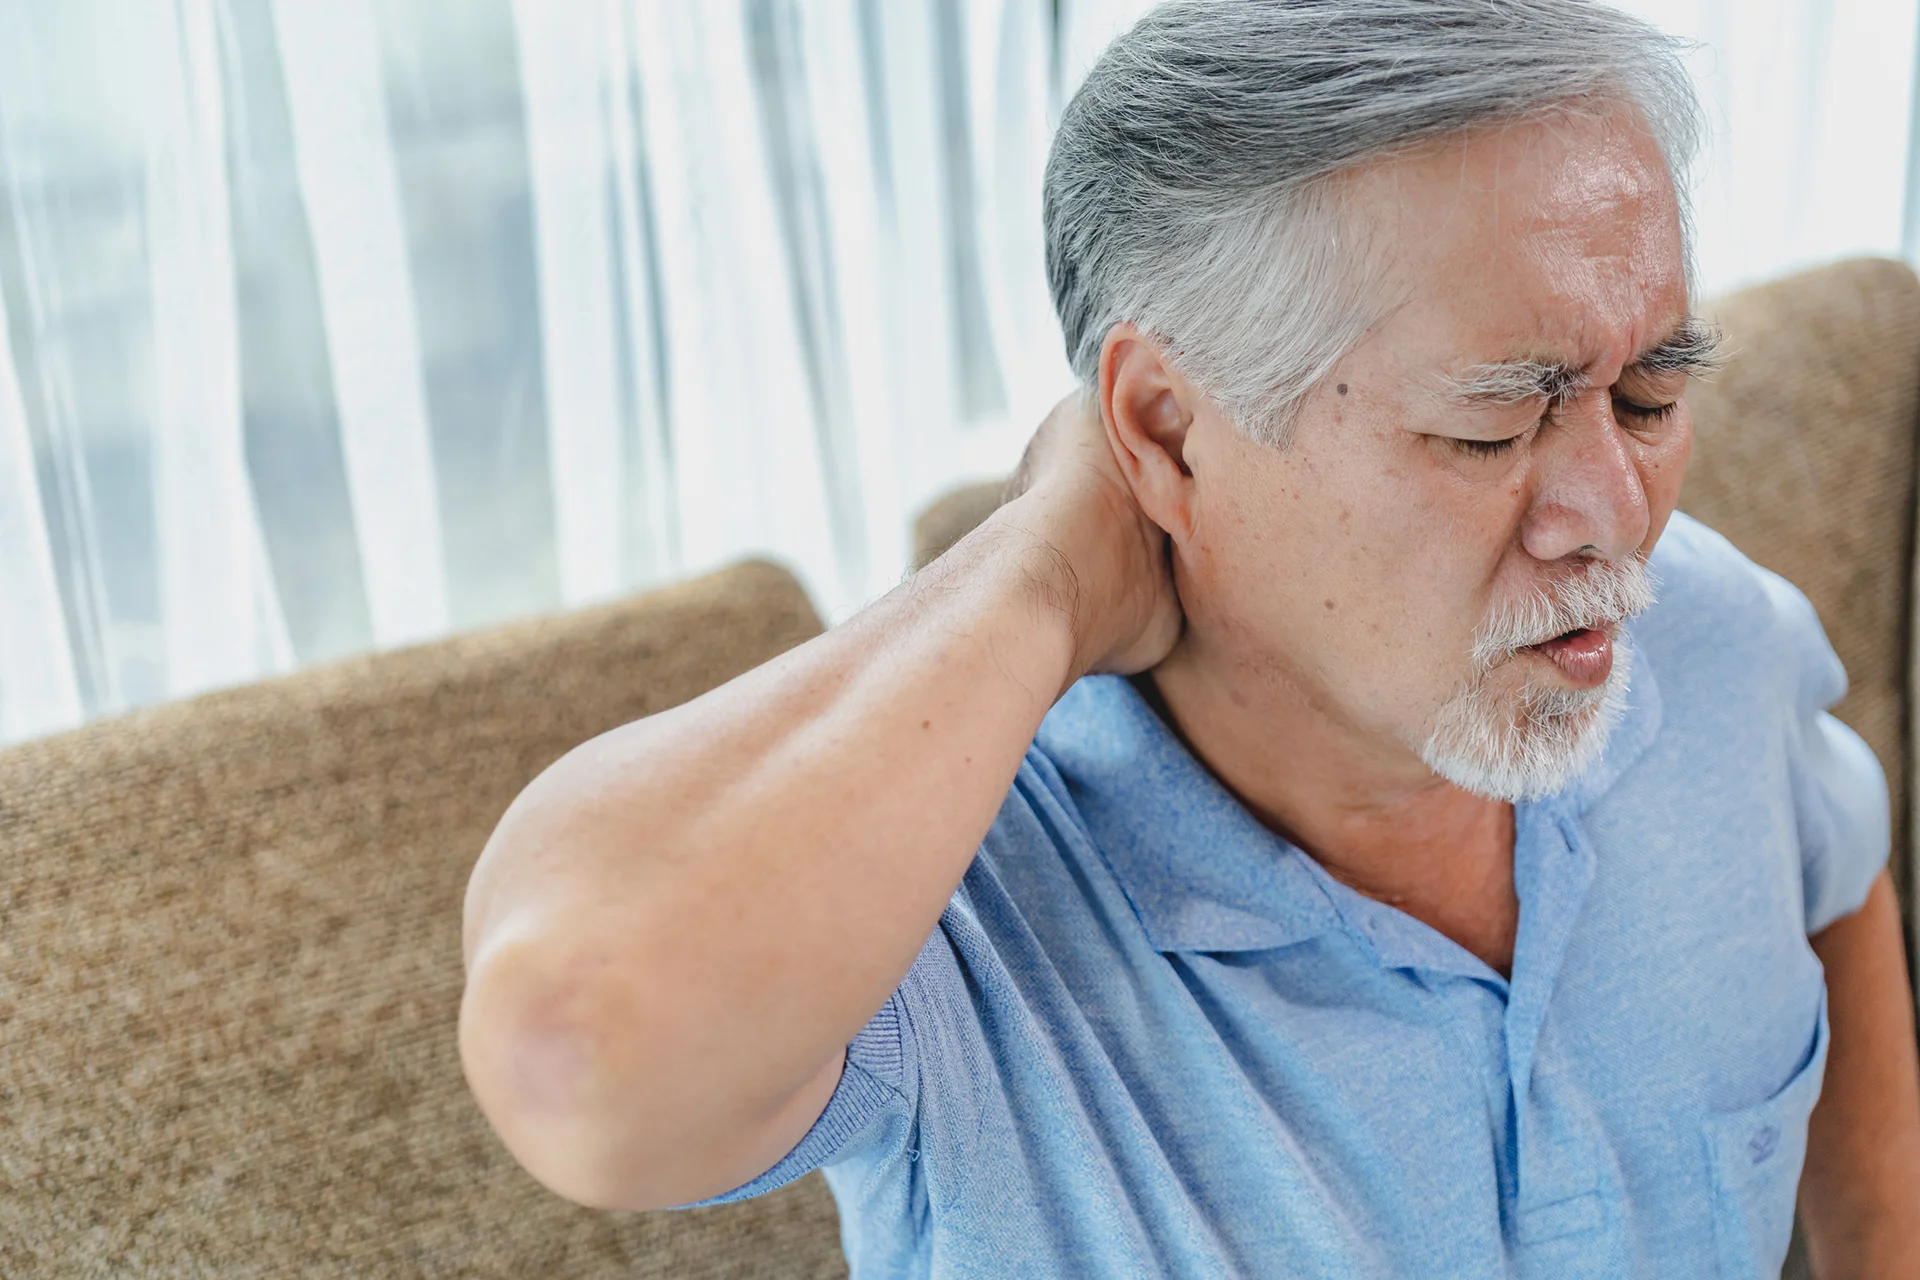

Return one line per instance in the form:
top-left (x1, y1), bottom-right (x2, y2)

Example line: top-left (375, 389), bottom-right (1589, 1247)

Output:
top-left (1335, 105), bottom-right (1690, 372)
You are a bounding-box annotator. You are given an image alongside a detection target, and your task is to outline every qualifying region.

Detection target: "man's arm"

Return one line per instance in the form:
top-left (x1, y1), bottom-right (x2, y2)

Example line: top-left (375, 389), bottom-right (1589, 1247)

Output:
top-left (1799, 868), bottom-right (1920, 1278)
top-left (456, 395), bottom-right (1179, 1212)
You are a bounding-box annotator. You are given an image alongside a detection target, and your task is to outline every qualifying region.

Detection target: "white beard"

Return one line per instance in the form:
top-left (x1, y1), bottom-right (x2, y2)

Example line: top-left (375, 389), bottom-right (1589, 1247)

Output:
top-left (1417, 557), bottom-right (1656, 803)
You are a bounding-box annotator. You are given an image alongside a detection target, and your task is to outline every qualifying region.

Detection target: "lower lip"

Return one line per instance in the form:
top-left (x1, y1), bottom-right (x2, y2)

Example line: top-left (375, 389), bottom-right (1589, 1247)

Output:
top-left (1526, 627), bottom-right (1613, 688)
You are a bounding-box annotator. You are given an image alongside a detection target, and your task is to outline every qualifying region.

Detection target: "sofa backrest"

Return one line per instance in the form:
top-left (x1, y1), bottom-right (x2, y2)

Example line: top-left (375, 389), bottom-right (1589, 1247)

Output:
top-left (0, 560), bottom-right (847, 1277)
top-left (1681, 257), bottom-right (1920, 913)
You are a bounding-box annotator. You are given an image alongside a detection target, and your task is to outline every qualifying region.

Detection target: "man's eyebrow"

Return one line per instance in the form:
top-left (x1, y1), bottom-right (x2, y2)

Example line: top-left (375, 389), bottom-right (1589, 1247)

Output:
top-left (1442, 359), bottom-right (1587, 407)
top-left (1628, 316), bottom-right (1729, 378)
top-left (1441, 316), bottom-right (1729, 408)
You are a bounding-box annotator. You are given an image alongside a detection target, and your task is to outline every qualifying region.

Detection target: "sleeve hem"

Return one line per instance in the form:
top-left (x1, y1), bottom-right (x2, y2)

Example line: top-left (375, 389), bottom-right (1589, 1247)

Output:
top-left (672, 997), bottom-right (909, 1208)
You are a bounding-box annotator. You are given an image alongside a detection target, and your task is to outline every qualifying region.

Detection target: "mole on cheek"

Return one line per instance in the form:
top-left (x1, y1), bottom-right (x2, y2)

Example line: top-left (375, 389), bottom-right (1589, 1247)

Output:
top-left (1337, 384), bottom-right (1349, 395)
top-left (1323, 598), bottom-right (1336, 610)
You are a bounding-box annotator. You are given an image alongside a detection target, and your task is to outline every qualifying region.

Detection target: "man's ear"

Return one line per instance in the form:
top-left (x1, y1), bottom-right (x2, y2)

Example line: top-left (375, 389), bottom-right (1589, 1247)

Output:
top-left (1098, 323), bottom-right (1202, 544)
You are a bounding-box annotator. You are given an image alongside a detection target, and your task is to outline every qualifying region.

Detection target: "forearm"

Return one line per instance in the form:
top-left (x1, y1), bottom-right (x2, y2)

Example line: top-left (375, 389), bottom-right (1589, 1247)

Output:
top-left (459, 497), bottom-right (1088, 1209)
top-left (1799, 870), bottom-right (1920, 1278)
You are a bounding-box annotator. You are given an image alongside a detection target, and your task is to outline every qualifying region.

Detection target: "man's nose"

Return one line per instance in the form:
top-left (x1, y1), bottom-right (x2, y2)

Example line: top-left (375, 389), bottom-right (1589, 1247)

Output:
top-left (1518, 391), bottom-right (1651, 563)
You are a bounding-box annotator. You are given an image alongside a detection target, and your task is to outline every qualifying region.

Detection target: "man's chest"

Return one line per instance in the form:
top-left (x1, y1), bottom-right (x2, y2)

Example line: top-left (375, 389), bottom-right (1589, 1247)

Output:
top-left (936, 768), bottom-right (1824, 1277)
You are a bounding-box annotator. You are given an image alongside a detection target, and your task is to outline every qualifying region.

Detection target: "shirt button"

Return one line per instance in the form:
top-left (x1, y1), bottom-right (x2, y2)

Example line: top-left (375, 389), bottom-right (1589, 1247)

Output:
top-left (1748, 1125), bottom-right (1780, 1164)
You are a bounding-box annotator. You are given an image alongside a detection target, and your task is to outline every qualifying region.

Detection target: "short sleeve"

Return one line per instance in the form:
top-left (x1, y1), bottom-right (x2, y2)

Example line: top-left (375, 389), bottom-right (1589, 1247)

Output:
top-left (1757, 567), bottom-right (1892, 934)
top-left (673, 927), bottom-right (950, 1208)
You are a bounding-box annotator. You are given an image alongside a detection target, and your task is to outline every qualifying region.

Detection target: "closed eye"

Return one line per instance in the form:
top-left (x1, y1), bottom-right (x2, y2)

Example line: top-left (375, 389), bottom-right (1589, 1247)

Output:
top-left (1454, 398), bottom-right (1677, 455)
top-left (1453, 434), bottom-right (1523, 457)
top-left (1615, 398), bottom-right (1679, 423)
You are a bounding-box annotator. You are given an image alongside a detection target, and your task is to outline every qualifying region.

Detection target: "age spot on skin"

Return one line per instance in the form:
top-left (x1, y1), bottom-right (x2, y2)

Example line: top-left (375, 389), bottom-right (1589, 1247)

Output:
top-left (1324, 598), bottom-right (1336, 610)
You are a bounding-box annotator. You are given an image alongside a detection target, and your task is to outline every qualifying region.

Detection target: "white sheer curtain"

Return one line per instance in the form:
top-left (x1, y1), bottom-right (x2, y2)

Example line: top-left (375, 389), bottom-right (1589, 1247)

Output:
top-left (0, 0), bottom-right (1914, 746)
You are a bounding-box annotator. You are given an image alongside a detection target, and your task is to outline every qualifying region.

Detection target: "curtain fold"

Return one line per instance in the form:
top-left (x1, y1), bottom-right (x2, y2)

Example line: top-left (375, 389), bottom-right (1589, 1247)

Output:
top-left (272, 0), bottom-right (450, 648)
top-left (512, 0), bottom-right (630, 608)
top-left (0, 270), bottom-right (79, 742)
top-left (630, 1), bottom-right (844, 608)
top-left (0, 0), bottom-right (1913, 745)
top-left (149, 0), bottom-right (293, 695)
top-left (601, 0), bottom-right (681, 590)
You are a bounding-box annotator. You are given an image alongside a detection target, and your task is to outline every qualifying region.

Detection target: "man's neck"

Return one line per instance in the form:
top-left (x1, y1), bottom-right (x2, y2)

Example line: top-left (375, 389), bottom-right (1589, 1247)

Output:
top-left (1141, 639), bottom-right (1520, 977)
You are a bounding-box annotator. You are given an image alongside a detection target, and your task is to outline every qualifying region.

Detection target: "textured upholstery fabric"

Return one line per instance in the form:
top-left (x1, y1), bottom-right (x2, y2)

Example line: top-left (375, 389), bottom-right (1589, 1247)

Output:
top-left (0, 561), bottom-right (845, 1278)
top-left (1683, 257), bottom-right (1920, 909)
top-left (911, 258), bottom-right (1920, 916)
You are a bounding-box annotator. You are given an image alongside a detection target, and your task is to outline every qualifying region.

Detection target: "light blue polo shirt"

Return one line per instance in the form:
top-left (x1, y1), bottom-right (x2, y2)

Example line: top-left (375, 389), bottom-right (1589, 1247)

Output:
top-left (697, 512), bottom-right (1889, 1278)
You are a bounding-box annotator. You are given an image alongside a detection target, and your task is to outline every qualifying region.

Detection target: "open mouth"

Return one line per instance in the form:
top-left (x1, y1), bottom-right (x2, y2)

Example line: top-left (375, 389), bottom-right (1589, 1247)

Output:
top-left (1529, 625), bottom-right (1601, 653)
top-left (1524, 625), bottom-right (1614, 687)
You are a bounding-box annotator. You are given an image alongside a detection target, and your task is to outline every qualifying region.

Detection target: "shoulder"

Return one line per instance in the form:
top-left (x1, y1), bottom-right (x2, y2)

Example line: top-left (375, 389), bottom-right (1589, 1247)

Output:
top-left (1639, 511), bottom-right (1844, 710)
top-left (1643, 511), bottom-right (1787, 631)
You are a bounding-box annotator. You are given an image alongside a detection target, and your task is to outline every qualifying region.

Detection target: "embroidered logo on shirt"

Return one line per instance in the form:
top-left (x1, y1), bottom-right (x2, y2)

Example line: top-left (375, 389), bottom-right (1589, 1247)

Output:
top-left (1748, 1125), bottom-right (1780, 1165)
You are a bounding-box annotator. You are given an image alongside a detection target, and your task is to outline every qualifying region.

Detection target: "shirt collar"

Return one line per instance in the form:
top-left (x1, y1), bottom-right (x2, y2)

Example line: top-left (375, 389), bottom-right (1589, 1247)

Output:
top-left (1036, 675), bottom-right (1342, 953)
top-left (1032, 627), bottom-right (1663, 954)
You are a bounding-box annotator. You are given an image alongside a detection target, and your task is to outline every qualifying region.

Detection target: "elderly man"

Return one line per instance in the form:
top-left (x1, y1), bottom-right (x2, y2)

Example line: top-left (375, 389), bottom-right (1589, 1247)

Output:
top-left (458, 1), bottom-right (1920, 1275)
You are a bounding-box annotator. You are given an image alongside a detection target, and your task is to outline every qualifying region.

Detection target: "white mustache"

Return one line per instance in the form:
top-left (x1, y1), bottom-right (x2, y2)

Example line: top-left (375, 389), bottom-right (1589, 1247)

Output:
top-left (1470, 556), bottom-right (1658, 669)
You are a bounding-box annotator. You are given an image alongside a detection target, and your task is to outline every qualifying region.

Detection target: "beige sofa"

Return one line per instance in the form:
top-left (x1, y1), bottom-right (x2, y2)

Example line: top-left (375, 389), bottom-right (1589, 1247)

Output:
top-left (2, 257), bottom-right (1915, 1276)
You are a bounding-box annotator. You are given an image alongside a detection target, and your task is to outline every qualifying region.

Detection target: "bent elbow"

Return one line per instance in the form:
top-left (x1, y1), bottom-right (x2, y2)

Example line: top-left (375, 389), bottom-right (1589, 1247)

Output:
top-left (457, 950), bottom-right (672, 1211)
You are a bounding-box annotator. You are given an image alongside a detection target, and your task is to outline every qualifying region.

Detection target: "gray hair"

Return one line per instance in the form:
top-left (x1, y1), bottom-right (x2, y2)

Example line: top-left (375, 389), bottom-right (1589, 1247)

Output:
top-left (1043, 0), bottom-right (1706, 446)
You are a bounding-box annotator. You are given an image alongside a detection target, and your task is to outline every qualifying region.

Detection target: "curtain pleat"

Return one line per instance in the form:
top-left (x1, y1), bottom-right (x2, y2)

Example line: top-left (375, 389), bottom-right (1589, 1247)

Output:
top-left (629, 1), bottom-right (841, 609)
top-left (603, 0), bottom-right (680, 589)
top-left (0, 266), bottom-right (80, 742)
top-left (795, 0), bottom-right (909, 605)
top-left (272, 0), bottom-right (450, 648)
top-left (0, 3), bottom-right (144, 720)
top-left (980, 0), bottom-right (1070, 422)
top-left (512, 0), bottom-right (628, 607)
top-left (748, 0), bottom-right (873, 606)
top-left (860, 0), bottom-right (965, 519)
top-left (147, 0), bottom-right (293, 696)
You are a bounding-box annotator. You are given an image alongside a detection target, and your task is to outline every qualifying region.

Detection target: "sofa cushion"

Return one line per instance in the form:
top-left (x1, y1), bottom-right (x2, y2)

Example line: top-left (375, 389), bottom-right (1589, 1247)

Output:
top-left (0, 560), bottom-right (844, 1277)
